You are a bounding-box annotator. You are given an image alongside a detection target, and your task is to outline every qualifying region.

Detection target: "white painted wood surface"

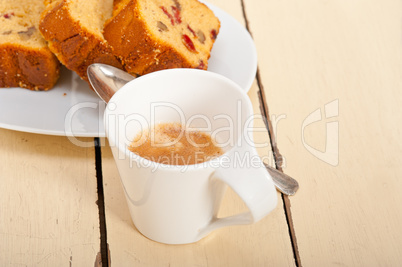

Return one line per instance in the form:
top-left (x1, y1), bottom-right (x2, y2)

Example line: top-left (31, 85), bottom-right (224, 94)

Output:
top-left (5, 0), bottom-right (400, 266)
top-left (245, 0), bottom-right (402, 265)
top-left (0, 129), bottom-right (100, 266)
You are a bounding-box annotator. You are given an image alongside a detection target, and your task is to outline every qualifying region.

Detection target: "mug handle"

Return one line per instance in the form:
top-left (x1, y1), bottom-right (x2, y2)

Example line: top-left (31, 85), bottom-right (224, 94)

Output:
top-left (198, 142), bottom-right (278, 238)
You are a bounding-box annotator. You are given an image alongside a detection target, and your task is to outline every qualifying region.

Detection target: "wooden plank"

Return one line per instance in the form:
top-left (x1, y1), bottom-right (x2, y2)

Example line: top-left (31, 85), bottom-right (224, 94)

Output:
top-left (0, 129), bottom-right (100, 266)
top-left (100, 1), bottom-right (295, 265)
top-left (245, 0), bottom-right (402, 265)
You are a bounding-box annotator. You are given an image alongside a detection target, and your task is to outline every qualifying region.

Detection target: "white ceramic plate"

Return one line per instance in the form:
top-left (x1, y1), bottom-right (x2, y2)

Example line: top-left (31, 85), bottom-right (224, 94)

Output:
top-left (0, 2), bottom-right (257, 137)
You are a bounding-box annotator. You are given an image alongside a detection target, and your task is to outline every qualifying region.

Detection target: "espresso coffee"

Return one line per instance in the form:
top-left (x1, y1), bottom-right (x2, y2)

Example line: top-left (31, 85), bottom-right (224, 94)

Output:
top-left (129, 123), bottom-right (223, 165)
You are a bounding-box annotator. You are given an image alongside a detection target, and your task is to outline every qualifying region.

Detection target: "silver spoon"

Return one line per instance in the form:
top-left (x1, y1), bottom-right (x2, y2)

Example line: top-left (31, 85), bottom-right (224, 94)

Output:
top-left (264, 164), bottom-right (299, 196)
top-left (87, 63), bottom-right (299, 196)
top-left (87, 63), bottom-right (136, 103)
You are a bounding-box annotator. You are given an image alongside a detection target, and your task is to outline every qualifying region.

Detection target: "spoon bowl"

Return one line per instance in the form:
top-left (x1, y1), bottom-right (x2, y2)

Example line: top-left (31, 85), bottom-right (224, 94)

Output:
top-left (87, 64), bottom-right (136, 103)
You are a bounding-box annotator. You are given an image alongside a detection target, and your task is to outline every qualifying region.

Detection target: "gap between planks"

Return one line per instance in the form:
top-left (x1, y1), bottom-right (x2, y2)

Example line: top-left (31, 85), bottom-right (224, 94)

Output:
top-left (94, 138), bottom-right (110, 267)
top-left (256, 69), bottom-right (301, 267)
top-left (239, 0), bottom-right (301, 266)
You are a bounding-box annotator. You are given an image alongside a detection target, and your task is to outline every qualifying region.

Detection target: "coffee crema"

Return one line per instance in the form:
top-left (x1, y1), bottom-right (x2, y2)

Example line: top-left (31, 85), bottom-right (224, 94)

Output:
top-left (129, 123), bottom-right (224, 165)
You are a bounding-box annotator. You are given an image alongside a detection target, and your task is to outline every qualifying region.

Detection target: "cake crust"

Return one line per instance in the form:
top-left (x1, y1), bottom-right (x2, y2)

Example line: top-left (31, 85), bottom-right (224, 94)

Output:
top-left (0, 44), bottom-right (60, 91)
top-left (104, 0), bottom-right (192, 75)
top-left (0, 0), bottom-right (60, 90)
top-left (39, 0), bottom-right (123, 81)
top-left (103, 0), bottom-right (220, 76)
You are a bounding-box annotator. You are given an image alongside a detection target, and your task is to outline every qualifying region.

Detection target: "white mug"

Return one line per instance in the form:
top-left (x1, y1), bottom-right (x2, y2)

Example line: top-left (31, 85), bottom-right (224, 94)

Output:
top-left (104, 69), bottom-right (277, 244)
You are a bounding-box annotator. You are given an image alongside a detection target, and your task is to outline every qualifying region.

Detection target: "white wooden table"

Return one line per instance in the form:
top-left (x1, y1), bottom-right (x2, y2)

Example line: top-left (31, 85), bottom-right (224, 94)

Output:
top-left (1, 0), bottom-right (402, 266)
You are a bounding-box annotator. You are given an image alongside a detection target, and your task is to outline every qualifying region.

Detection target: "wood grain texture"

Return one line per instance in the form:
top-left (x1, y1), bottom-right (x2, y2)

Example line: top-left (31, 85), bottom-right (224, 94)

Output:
top-left (245, 0), bottom-right (402, 265)
top-left (100, 1), bottom-right (295, 265)
top-left (0, 129), bottom-right (99, 266)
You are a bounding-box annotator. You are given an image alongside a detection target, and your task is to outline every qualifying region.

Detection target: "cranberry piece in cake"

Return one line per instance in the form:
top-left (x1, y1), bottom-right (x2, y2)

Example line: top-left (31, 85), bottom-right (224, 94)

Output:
top-left (182, 34), bottom-right (197, 53)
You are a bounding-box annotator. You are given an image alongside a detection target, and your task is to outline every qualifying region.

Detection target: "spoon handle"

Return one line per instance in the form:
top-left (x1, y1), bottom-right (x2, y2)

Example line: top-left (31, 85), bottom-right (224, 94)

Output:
top-left (265, 164), bottom-right (299, 196)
